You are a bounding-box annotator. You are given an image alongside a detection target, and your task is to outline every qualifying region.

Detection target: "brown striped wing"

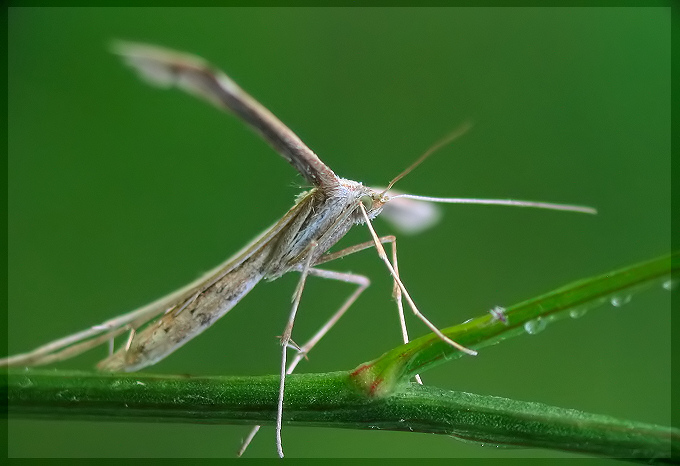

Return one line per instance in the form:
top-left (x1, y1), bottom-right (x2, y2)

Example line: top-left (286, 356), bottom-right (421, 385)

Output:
top-left (113, 42), bottom-right (340, 189)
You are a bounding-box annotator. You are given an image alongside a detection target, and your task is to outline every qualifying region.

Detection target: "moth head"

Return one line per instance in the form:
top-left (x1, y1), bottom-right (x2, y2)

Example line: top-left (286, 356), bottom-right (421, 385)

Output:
top-left (358, 189), bottom-right (387, 219)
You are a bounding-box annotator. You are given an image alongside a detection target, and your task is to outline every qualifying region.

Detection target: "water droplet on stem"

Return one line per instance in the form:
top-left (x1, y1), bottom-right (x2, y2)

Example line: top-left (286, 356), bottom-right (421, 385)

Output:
top-left (569, 307), bottom-right (588, 319)
top-left (524, 317), bottom-right (547, 335)
top-left (610, 295), bottom-right (632, 307)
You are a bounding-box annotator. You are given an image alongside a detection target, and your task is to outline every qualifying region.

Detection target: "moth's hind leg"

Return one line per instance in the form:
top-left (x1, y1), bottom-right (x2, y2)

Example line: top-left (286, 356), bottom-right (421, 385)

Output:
top-left (239, 260), bottom-right (372, 456)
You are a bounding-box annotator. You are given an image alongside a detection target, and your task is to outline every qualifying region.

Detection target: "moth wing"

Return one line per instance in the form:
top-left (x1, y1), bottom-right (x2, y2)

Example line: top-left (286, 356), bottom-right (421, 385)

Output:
top-left (112, 41), bottom-right (339, 189)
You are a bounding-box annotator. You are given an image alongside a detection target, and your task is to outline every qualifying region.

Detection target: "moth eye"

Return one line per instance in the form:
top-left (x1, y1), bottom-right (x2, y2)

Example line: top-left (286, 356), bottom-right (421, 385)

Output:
top-left (360, 195), bottom-right (373, 210)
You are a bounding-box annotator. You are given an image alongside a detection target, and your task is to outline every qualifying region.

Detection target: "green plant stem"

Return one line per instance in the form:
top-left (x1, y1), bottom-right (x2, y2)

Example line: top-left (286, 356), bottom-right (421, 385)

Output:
top-left (5, 254), bottom-right (676, 460)
top-left (354, 253), bottom-right (677, 395)
top-left (4, 369), bottom-right (677, 461)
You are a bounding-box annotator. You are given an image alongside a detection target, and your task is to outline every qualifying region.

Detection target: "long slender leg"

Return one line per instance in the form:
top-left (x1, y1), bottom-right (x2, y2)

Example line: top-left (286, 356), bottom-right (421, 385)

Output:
top-left (239, 232), bottom-right (428, 456)
top-left (314, 236), bottom-right (396, 266)
top-left (326, 236), bottom-right (423, 383)
top-left (388, 239), bottom-right (424, 385)
top-left (311, 237), bottom-right (425, 378)
top-left (316, 236), bottom-right (421, 382)
top-left (288, 268), bottom-right (369, 369)
top-left (237, 267), bottom-right (370, 457)
top-left (246, 223), bottom-right (459, 456)
top-left (358, 203), bottom-right (477, 356)
top-left (276, 242), bottom-right (318, 458)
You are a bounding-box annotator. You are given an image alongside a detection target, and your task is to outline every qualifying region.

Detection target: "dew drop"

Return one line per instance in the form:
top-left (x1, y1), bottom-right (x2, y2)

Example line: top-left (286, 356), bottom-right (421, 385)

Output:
top-left (610, 295), bottom-right (632, 307)
top-left (662, 279), bottom-right (677, 291)
top-left (17, 378), bottom-right (34, 388)
top-left (524, 317), bottom-right (547, 335)
top-left (569, 307), bottom-right (588, 319)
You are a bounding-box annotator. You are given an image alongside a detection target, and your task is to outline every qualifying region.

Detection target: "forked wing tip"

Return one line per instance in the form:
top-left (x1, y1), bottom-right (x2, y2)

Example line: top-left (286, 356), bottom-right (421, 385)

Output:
top-left (109, 40), bottom-right (210, 89)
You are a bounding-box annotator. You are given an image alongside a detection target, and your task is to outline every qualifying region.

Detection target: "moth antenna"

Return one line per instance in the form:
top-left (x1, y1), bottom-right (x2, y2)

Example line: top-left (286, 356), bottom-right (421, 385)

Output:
top-left (382, 121), bottom-right (473, 196)
top-left (391, 194), bottom-right (598, 215)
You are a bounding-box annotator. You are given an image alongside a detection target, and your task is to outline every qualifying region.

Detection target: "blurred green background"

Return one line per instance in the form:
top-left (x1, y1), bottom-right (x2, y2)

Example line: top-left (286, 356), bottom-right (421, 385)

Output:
top-left (7, 7), bottom-right (671, 459)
